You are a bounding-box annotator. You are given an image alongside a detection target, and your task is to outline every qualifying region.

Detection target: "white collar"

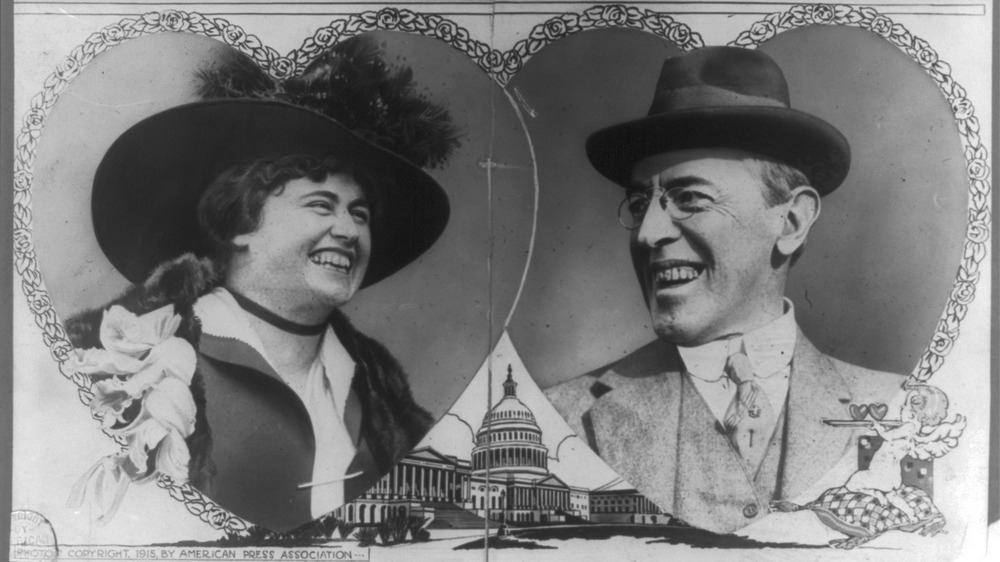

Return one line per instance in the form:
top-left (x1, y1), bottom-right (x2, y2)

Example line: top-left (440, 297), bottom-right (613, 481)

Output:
top-left (193, 288), bottom-right (356, 393)
top-left (677, 299), bottom-right (798, 382)
top-left (194, 287), bottom-right (272, 363)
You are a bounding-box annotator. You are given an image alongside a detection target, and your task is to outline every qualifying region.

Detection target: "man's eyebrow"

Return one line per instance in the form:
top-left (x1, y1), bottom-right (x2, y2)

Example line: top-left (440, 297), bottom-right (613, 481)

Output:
top-left (663, 175), bottom-right (714, 190)
top-left (628, 174), bottom-right (713, 193)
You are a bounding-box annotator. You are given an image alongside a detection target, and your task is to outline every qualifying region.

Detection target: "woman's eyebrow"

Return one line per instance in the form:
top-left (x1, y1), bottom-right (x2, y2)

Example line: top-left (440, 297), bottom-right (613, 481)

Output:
top-left (300, 190), bottom-right (370, 207)
top-left (300, 190), bottom-right (340, 203)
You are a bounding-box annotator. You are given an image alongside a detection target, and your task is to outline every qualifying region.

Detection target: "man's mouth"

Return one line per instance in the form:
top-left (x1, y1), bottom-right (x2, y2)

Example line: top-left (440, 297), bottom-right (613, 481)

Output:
top-left (309, 249), bottom-right (353, 273)
top-left (651, 261), bottom-right (705, 288)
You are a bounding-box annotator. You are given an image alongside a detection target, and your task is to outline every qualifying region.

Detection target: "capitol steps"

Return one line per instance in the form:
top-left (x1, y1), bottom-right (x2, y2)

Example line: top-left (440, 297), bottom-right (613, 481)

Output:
top-left (423, 502), bottom-right (499, 529)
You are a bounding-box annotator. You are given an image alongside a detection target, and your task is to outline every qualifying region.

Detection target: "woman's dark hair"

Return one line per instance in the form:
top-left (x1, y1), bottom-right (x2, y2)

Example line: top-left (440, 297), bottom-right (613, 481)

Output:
top-left (196, 153), bottom-right (380, 269)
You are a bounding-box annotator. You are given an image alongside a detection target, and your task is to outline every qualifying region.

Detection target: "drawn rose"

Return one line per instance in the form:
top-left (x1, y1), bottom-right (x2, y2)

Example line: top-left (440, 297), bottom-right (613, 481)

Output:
top-left (951, 97), bottom-right (974, 120)
top-left (269, 57), bottom-right (295, 80)
top-left (313, 27), bottom-right (337, 47)
top-left (13, 228), bottom-right (31, 255)
top-left (28, 292), bottom-right (52, 315)
top-left (543, 19), bottom-right (568, 40)
top-left (51, 341), bottom-right (72, 363)
top-left (810, 4), bottom-right (835, 24)
top-left (54, 56), bottom-right (80, 81)
top-left (666, 23), bottom-right (691, 45)
top-left (377, 8), bottom-right (401, 29)
top-left (160, 10), bottom-right (189, 32)
top-left (23, 108), bottom-right (45, 138)
top-left (14, 170), bottom-right (30, 192)
top-left (868, 15), bottom-right (893, 37)
top-left (929, 331), bottom-right (954, 356)
top-left (951, 280), bottom-right (976, 305)
top-left (223, 25), bottom-right (247, 46)
top-left (206, 507), bottom-right (230, 528)
top-left (967, 220), bottom-right (989, 244)
top-left (503, 51), bottom-right (522, 74)
top-left (916, 46), bottom-right (938, 67)
top-left (480, 50), bottom-right (504, 73)
top-left (748, 21), bottom-right (776, 42)
top-left (967, 158), bottom-right (990, 180)
top-left (435, 21), bottom-right (458, 42)
top-left (101, 24), bottom-right (125, 45)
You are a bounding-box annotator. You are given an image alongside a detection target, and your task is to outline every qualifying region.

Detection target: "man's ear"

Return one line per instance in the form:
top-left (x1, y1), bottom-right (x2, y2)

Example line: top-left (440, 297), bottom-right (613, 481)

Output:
top-left (775, 186), bottom-right (821, 258)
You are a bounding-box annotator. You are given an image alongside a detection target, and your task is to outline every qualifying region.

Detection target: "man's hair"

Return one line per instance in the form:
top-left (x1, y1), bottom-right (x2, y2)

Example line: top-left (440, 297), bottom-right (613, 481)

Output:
top-left (743, 156), bottom-right (811, 264)
top-left (197, 154), bottom-right (379, 269)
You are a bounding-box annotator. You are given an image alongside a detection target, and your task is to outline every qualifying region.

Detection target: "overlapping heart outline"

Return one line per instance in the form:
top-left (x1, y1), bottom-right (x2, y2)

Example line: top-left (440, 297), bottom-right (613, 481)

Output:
top-left (13, 3), bottom-right (990, 537)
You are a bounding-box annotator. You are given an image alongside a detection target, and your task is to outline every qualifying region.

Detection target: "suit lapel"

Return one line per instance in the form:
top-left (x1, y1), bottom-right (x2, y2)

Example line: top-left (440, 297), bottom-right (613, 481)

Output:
top-left (585, 340), bottom-right (683, 512)
top-left (781, 331), bottom-right (855, 500)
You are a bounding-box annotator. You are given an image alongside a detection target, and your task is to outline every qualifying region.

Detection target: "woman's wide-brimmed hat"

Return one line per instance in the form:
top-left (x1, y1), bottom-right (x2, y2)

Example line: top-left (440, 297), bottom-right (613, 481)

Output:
top-left (586, 46), bottom-right (850, 195)
top-left (92, 37), bottom-right (458, 288)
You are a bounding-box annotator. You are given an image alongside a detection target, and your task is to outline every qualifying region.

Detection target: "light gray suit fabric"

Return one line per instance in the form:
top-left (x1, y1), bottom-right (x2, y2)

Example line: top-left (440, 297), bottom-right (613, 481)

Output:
top-left (544, 330), bottom-right (902, 533)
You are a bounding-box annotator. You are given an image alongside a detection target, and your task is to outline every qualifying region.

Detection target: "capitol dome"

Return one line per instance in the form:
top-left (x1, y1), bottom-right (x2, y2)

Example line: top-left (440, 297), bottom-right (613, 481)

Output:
top-left (472, 366), bottom-right (549, 477)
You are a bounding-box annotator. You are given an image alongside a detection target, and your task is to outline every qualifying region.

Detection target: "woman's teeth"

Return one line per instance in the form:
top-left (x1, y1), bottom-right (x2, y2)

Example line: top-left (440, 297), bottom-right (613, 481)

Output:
top-left (310, 252), bottom-right (351, 271)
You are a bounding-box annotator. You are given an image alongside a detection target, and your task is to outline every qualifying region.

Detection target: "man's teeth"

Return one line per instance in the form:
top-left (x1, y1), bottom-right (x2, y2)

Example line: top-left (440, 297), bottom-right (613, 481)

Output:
top-left (310, 253), bottom-right (351, 270)
top-left (655, 266), bottom-right (700, 283)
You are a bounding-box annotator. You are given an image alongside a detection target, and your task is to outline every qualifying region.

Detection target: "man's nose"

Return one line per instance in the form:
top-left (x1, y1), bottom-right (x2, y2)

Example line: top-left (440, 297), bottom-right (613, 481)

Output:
top-left (635, 202), bottom-right (681, 248)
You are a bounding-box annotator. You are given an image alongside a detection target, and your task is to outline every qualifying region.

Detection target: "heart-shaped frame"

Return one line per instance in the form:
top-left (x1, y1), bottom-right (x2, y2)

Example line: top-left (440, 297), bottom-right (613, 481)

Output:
top-left (728, 4), bottom-right (990, 384)
top-left (13, 2), bottom-right (990, 539)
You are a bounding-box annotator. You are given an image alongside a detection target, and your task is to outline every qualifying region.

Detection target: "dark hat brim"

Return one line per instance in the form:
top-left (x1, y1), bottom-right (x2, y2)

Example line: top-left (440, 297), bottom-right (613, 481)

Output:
top-left (92, 100), bottom-right (449, 287)
top-left (586, 106), bottom-right (850, 195)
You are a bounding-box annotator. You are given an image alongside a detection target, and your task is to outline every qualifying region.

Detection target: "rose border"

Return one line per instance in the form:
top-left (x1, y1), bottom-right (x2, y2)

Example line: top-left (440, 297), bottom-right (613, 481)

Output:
top-left (12, 1), bottom-right (991, 540)
top-left (290, 5), bottom-right (704, 85)
top-left (12, 5), bottom-right (702, 537)
top-left (730, 3), bottom-right (991, 384)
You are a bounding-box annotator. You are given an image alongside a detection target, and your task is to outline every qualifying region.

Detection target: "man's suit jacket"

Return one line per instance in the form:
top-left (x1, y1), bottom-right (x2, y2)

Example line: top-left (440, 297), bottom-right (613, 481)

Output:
top-left (544, 331), bottom-right (902, 534)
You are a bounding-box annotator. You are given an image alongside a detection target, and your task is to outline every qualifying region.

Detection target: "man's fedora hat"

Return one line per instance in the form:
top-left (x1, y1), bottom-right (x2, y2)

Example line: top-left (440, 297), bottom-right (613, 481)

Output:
top-left (586, 46), bottom-right (850, 195)
top-left (92, 36), bottom-right (458, 288)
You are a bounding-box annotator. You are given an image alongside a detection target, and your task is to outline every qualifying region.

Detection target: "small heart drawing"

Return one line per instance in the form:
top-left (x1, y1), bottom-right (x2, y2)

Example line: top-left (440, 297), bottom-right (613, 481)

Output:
top-left (849, 403), bottom-right (871, 420)
top-left (869, 403), bottom-right (889, 420)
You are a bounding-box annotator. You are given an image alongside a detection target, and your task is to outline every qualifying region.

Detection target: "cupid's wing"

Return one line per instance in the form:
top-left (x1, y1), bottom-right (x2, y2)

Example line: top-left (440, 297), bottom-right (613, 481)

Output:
top-left (910, 415), bottom-right (966, 460)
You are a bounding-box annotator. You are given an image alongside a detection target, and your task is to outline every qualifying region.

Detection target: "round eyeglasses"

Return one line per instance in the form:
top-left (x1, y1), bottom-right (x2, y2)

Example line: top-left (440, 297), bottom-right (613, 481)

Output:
top-left (617, 187), bottom-right (700, 229)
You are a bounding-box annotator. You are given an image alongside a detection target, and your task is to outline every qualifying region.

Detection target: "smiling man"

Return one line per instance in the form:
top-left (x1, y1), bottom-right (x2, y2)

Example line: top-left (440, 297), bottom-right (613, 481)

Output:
top-left (544, 47), bottom-right (902, 534)
top-left (64, 37), bottom-right (456, 533)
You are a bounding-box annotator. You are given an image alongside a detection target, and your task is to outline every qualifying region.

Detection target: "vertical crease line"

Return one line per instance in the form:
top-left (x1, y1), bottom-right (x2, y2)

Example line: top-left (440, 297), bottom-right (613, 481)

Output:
top-left (483, 7), bottom-right (498, 560)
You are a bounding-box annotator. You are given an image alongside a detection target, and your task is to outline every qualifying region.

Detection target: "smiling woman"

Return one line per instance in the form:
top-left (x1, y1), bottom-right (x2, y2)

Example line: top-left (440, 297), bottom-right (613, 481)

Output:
top-left (208, 161), bottom-right (374, 320)
top-left (58, 35), bottom-right (457, 533)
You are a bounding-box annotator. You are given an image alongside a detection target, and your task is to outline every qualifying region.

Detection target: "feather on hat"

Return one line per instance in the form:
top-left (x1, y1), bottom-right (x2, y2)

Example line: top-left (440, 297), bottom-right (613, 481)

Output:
top-left (197, 36), bottom-right (460, 169)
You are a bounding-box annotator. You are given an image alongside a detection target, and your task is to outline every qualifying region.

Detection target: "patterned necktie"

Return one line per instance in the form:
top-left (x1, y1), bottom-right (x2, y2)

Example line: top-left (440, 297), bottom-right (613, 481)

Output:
top-left (722, 344), bottom-right (774, 468)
